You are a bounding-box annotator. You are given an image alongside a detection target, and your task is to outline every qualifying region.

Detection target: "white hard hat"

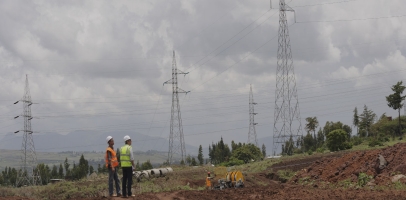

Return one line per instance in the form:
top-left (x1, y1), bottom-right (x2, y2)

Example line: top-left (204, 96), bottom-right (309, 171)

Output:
top-left (106, 136), bottom-right (113, 143)
top-left (124, 135), bottom-right (131, 142)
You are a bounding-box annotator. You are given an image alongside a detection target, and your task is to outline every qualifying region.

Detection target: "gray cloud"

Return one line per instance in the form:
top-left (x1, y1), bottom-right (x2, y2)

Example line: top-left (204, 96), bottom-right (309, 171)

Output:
top-left (0, 0), bottom-right (406, 155)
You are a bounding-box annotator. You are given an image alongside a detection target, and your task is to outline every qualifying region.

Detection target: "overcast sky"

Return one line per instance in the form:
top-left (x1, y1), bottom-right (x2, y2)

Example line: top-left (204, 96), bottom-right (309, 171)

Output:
top-left (1, 0), bottom-right (406, 154)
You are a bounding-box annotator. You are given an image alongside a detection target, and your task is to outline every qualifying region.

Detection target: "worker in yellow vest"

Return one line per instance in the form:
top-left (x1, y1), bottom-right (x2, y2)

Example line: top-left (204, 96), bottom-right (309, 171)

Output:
top-left (119, 135), bottom-right (136, 198)
top-left (105, 136), bottom-right (121, 197)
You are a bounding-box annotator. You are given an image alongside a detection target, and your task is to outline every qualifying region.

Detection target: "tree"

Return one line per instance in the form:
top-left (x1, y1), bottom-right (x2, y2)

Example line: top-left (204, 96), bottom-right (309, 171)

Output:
top-left (316, 128), bottom-right (324, 147)
top-left (305, 117), bottom-right (319, 135)
top-left (141, 160), bottom-right (153, 170)
top-left (261, 144), bottom-right (266, 158)
top-left (89, 165), bottom-right (94, 175)
top-left (186, 155), bottom-right (192, 166)
top-left (326, 129), bottom-right (352, 151)
top-left (77, 154), bottom-right (89, 178)
top-left (359, 105), bottom-right (376, 137)
top-left (36, 163), bottom-right (51, 185)
top-left (305, 117), bottom-right (318, 148)
top-left (197, 145), bottom-right (204, 165)
top-left (51, 165), bottom-right (58, 179)
top-left (231, 144), bottom-right (262, 163)
top-left (282, 136), bottom-right (295, 156)
top-left (353, 107), bottom-right (359, 135)
top-left (64, 157), bottom-right (70, 176)
top-left (303, 133), bottom-right (315, 152)
top-left (386, 81), bottom-right (406, 137)
top-left (58, 163), bottom-right (64, 178)
top-left (191, 157), bottom-right (197, 166)
top-left (208, 137), bottom-right (232, 164)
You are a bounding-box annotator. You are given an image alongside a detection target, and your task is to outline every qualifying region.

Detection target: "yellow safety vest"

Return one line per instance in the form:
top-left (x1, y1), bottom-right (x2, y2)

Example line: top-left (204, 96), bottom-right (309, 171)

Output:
top-left (120, 145), bottom-right (132, 167)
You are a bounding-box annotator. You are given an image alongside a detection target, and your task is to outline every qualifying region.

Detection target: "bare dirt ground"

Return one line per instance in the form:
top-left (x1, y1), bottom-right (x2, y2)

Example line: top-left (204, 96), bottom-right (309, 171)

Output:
top-left (96, 183), bottom-right (406, 200)
top-left (294, 143), bottom-right (406, 185)
top-left (269, 151), bottom-right (348, 172)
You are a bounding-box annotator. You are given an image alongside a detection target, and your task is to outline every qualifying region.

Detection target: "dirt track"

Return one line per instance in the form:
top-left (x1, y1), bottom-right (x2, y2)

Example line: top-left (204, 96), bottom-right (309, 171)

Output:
top-left (125, 184), bottom-right (406, 200)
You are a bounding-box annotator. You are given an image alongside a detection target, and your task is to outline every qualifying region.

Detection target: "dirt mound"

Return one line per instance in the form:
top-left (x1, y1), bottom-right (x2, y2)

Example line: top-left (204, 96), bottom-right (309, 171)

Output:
top-left (270, 152), bottom-right (346, 172)
top-left (294, 143), bottom-right (406, 185)
top-left (124, 185), bottom-right (406, 200)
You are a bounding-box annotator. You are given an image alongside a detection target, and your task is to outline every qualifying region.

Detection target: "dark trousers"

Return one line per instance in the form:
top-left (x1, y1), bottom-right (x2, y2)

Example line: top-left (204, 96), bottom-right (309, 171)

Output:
top-left (108, 167), bottom-right (121, 196)
top-left (122, 167), bottom-right (133, 196)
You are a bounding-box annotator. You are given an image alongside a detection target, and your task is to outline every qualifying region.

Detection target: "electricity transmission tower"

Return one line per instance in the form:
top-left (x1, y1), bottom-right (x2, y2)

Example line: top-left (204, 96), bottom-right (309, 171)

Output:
top-left (272, 0), bottom-right (303, 155)
top-left (14, 75), bottom-right (41, 186)
top-left (164, 51), bottom-right (189, 165)
top-left (247, 84), bottom-right (258, 146)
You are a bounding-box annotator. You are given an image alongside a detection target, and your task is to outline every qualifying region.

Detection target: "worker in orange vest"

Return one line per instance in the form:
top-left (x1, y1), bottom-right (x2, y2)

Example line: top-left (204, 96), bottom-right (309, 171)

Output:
top-left (206, 172), bottom-right (213, 190)
top-left (105, 136), bottom-right (121, 197)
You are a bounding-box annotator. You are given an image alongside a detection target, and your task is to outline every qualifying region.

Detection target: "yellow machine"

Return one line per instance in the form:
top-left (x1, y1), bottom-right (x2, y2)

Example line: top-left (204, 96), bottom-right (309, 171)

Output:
top-left (212, 167), bottom-right (245, 190)
top-left (226, 171), bottom-right (245, 185)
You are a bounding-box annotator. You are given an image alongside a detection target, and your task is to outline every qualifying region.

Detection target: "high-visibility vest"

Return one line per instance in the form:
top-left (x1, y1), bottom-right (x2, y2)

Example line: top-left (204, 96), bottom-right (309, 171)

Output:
top-left (120, 145), bottom-right (132, 167)
top-left (105, 147), bottom-right (119, 168)
top-left (206, 177), bottom-right (212, 187)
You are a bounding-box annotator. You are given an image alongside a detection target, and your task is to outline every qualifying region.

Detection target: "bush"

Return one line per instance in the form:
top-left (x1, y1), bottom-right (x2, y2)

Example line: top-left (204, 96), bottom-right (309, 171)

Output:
top-left (326, 129), bottom-right (352, 151)
top-left (377, 133), bottom-right (390, 142)
top-left (357, 173), bottom-right (372, 187)
top-left (307, 150), bottom-right (313, 155)
top-left (316, 147), bottom-right (325, 153)
top-left (368, 138), bottom-right (383, 147)
top-left (351, 136), bottom-right (363, 146)
top-left (277, 170), bottom-right (295, 183)
top-left (231, 144), bottom-right (262, 163)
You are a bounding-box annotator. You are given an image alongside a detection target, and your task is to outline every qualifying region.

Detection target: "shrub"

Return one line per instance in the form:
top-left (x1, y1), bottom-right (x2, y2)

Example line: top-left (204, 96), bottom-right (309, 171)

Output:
top-left (351, 136), bottom-right (363, 146)
top-left (368, 138), bottom-right (383, 147)
top-left (357, 172), bottom-right (372, 187)
top-left (316, 147), bottom-right (325, 153)
top-left (326, 129), bottom-right (352, 151)
top-left (220, 158), bottom-right (244, 167)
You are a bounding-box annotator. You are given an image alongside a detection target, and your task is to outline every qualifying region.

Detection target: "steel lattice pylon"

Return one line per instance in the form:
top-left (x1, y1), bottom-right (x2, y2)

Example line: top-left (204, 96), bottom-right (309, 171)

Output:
top-left (164, 51), bottom-right (189, 165)
top-left (247, 84), bottom-right (258, 146)
top-left (272, 0), bottom-right (303, 156)
top-left (14, 75), bottom-right (41, 186)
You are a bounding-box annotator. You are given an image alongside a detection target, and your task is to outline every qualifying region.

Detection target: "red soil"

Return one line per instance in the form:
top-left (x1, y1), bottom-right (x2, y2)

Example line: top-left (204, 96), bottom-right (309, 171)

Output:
top-left (294, 143), bottom-right (406, 185)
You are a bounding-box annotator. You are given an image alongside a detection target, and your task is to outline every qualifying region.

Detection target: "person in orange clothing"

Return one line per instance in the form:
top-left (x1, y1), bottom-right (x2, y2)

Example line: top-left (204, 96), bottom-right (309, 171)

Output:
top-left (206, 172), bottom-right (213, 190)
top-left (105, 136), bottom-right (121, 197)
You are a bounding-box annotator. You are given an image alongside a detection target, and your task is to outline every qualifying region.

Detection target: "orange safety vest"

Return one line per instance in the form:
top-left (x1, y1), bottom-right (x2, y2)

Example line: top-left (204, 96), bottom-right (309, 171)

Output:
top-left (105, 147), bottom-right (119, 168)
top-left (206, 177), bottom-right (212, 187)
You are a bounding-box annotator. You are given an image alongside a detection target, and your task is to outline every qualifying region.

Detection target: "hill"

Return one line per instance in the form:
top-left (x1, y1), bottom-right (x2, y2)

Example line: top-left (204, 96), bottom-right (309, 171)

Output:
top-left (0, 130), bottom-right (198, 155)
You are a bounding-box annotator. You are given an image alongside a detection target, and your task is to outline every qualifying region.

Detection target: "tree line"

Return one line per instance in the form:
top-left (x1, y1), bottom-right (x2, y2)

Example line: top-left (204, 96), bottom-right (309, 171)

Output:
top-left (208, 137), bottom-right (263, 166)
top-left (282, 81), bottom-right (406, 155)
top-left (0, 154), bottom-right (93, 186)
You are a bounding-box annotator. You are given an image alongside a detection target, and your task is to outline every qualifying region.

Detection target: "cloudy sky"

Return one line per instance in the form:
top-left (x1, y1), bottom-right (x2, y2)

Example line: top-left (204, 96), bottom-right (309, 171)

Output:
top-left (1, 0), bottom-right (406, 154)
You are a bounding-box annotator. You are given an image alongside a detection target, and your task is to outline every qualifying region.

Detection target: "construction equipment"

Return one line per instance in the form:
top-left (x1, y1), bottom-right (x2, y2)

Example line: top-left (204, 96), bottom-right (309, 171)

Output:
top-left (213, 170), bottom-right (245, 190)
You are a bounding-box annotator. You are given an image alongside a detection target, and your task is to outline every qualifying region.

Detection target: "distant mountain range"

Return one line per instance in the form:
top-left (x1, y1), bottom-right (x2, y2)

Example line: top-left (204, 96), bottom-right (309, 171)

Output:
top-left (0, 130), bottom-right (199, 155)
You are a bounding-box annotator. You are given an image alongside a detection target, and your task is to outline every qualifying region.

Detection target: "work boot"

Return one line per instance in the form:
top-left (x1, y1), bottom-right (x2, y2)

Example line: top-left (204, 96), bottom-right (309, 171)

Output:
top-left (117, 193), bottom-right (122, 197)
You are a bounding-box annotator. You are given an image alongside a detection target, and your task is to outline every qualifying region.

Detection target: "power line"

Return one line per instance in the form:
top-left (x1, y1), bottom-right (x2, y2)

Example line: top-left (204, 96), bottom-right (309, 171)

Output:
top-left (297, 14), bottom-right (406, 23)
top-left (291, 0), bottom-right (360, 8)
top-left (185, 9), bottom-right (275, 73)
